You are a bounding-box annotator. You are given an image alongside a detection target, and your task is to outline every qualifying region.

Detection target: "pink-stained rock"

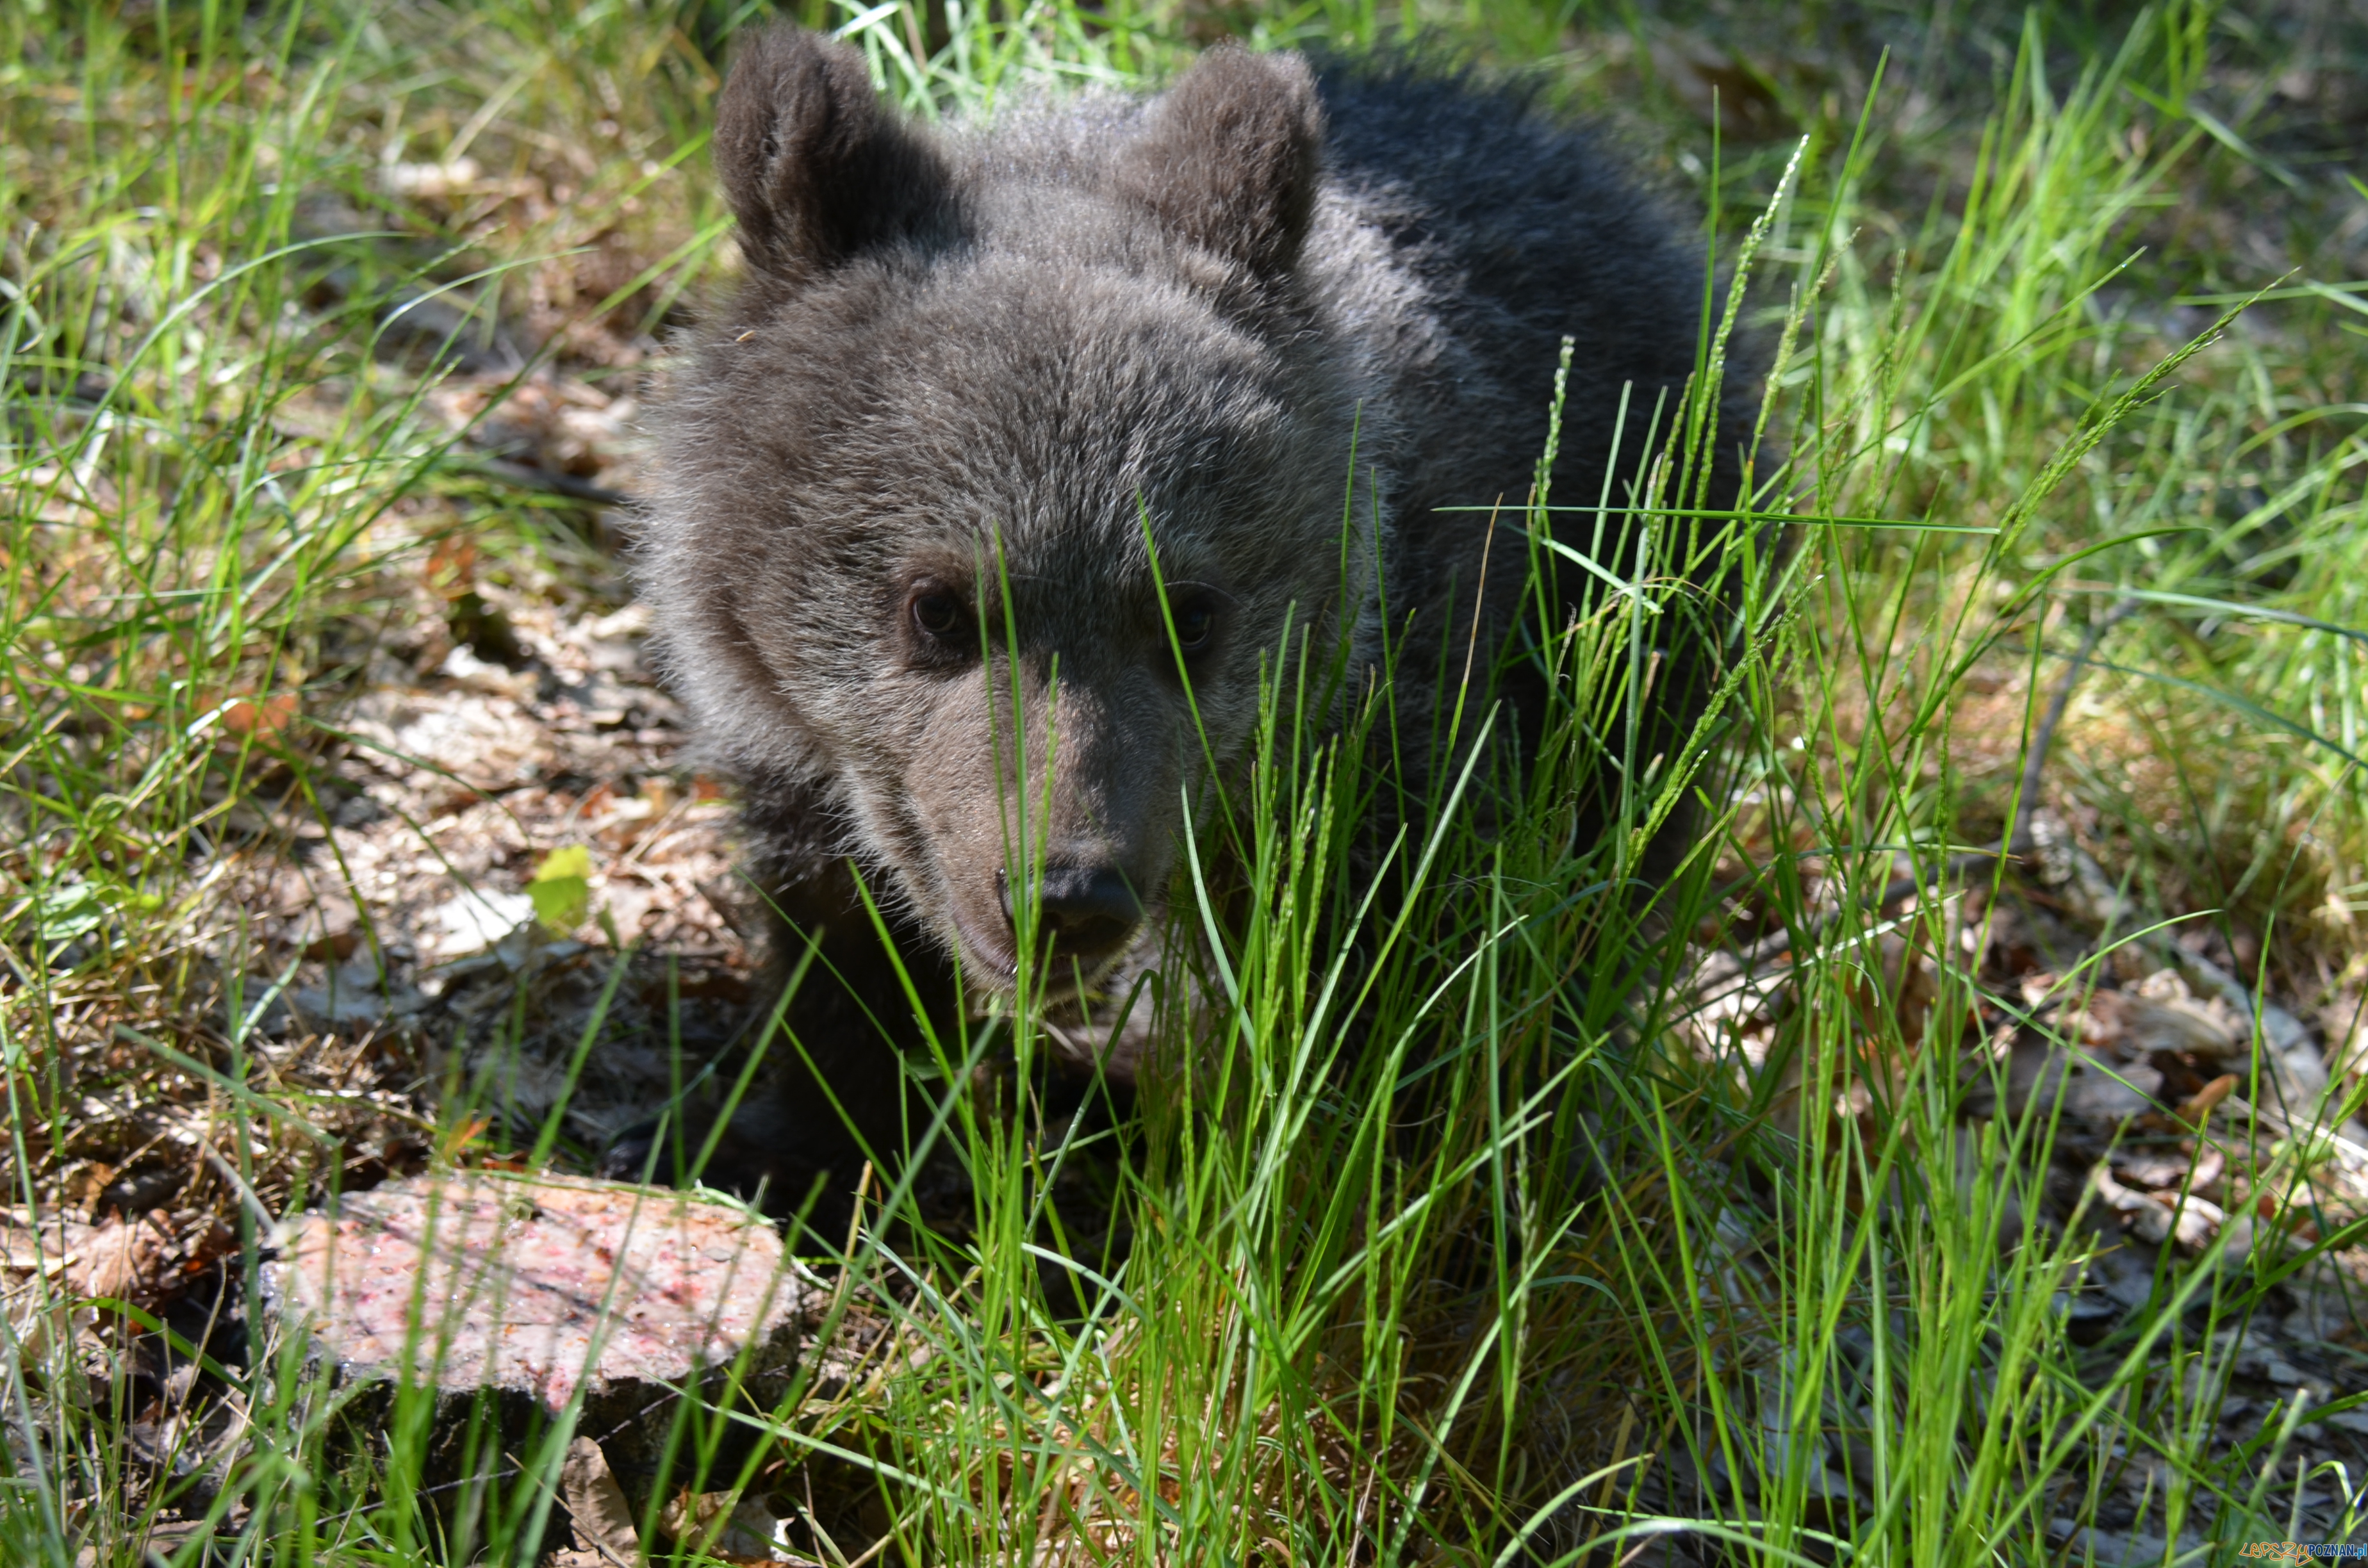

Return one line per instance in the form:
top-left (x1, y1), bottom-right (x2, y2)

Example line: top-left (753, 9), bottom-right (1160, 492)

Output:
top-left (268, 1172), bottom-right (810, 1412)
top-left (263, 1171), bottom-right (819, 1535)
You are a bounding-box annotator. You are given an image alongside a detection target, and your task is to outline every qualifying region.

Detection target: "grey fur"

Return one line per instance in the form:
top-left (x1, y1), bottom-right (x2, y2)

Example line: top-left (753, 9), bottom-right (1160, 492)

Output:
top-left (629, 27), bottom-right (1756, 1205)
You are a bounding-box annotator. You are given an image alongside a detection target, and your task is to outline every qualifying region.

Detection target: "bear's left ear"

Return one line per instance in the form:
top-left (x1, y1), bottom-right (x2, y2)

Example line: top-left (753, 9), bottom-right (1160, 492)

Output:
top-left (1116, 46), bottom-right (1323, 281)
top-left (713, 24), bottom-right (949, 279)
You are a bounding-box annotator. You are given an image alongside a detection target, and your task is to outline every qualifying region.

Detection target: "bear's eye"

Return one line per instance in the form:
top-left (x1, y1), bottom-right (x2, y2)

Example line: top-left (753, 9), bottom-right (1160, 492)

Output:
top-left (1171, 596), bottom-right (1217, 657)
top-left (910, 589), bottom-right (967, 641)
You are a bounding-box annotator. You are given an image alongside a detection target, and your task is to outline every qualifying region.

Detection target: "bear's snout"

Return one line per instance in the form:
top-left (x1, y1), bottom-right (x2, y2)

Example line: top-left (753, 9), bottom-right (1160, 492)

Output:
top-left (1001, 861), bottom-right (1144, 969)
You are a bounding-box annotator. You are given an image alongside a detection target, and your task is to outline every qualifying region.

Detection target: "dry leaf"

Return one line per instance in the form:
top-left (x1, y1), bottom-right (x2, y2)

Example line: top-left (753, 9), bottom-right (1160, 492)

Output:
top-left (562, 1437), bottom-right (641, 1566)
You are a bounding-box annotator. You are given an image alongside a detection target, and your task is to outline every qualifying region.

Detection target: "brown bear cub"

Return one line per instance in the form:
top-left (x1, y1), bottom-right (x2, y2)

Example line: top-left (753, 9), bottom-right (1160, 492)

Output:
top-left (622, 26), bottom-right (1755, 1213)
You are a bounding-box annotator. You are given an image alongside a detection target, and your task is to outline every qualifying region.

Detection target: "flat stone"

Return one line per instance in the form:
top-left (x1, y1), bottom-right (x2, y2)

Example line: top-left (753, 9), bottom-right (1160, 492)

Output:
top-left (268, 1172), bottom-right (810, 1410)
top-left (263, 1172), bottom-right (818, 1520)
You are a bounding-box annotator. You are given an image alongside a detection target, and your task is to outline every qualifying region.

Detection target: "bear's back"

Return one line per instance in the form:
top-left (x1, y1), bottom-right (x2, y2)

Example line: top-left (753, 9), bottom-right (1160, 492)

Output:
top-left (1311, 60), bottom-right (1740, 550)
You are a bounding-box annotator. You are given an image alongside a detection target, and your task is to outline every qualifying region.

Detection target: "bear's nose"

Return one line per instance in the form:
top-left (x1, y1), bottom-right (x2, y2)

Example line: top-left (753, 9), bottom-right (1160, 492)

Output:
top-left (1001, 862), bottom-right (1142, 963)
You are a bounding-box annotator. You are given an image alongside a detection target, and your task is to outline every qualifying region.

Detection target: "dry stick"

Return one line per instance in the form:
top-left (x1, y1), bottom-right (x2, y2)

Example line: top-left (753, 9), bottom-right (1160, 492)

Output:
top-left (1742, 598), bottom-right (2139, 967)
top-left (200, 1145), bottom-right (276, 1234)
top-left (1457, 498), bottom-right (1505, 710)
top-left (467, 456), bottom-right (635, 507)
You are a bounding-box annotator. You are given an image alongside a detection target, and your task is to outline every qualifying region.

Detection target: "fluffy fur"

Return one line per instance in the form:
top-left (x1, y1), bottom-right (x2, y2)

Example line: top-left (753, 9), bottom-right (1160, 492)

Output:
top-left (627, 27), bottom-right (1755, 1205)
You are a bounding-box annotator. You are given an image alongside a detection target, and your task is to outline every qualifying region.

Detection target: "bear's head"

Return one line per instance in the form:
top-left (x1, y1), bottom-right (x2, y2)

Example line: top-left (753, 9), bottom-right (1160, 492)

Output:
top-left (648, 28), bottom-right (1384, 996)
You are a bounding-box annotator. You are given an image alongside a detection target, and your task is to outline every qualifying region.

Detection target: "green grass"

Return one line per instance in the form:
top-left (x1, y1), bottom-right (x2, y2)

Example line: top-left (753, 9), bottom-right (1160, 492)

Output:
top-left (5, 0), bottom-right (2368, 1563)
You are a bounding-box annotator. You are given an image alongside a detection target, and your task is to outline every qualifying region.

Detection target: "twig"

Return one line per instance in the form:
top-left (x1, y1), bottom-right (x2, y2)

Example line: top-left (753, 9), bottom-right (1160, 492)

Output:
top-left (2006, 598), bottom-right (2141, 859)
top-left (1742, 597), bottom-right (2137, 965)
top-left (463, 456), bottom-right (636, 508)
top-left (199, 1147), bottom-right (277, 1235)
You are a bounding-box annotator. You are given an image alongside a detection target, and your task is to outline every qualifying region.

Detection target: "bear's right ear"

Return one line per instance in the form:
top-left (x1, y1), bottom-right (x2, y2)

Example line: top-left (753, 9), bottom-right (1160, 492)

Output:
top-left (713, 26), bottom-right (946, 277)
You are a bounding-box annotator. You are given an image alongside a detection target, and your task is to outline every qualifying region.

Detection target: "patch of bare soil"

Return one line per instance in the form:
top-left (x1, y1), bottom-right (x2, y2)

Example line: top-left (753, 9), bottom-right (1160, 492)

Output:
top-left (254, 528), bottom-right (762, 1154)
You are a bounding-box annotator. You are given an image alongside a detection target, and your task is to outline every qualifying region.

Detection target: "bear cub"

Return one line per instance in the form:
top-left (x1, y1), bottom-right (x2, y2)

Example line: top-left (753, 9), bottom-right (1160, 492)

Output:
top-left (626, 26), bottom-right (1754, 1212)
